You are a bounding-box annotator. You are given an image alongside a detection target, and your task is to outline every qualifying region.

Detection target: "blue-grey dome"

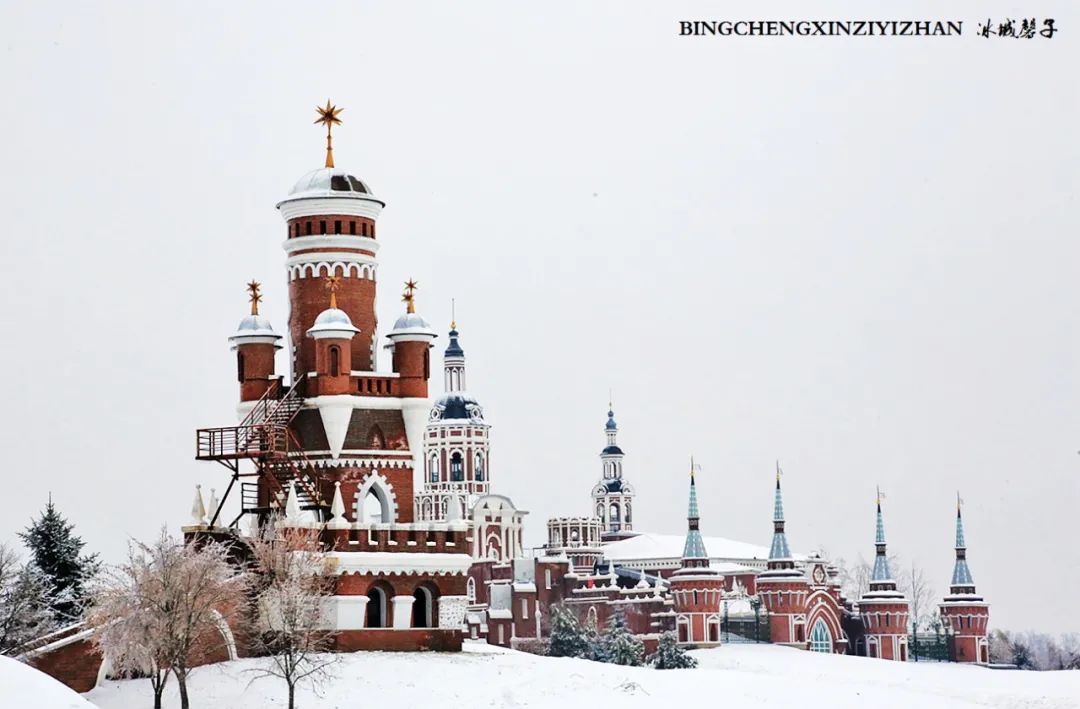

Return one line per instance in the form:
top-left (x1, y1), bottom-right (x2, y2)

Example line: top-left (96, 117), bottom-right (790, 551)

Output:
top-left (602, 445), bottom-right (624, 456)
top-left (445, 327), bottom-right (465, 358)
top-left (605, 409), bottom-right (617, 431)
top-left (429, 392), bottom-right (484, 423)
top-left (307, 307), bottom-right (360, 338)
top-left (603, 478), bottom-right (625, 492)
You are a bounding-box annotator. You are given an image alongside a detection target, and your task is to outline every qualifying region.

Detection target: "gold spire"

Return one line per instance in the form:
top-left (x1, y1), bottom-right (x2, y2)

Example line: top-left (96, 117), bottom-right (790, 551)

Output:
top-left (314, 99), bottom-right (344, 168)
top-left (246, 280), bottom-right (262, 316)
top-left (776, 460), bottom-right (782, 483)
top-left (403, 279), bottom-right (418, 314)
top-left (450, 297), bottom-right (456, 330)
top-left (324, 275), bottom-right (342, 309)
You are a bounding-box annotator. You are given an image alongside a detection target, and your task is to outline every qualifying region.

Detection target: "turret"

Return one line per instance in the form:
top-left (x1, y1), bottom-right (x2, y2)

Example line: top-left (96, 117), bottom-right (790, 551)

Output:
top-left (858, 489), bottom-right (910, 661)
top-left (939, 494), bottom-right (990, 663)
top-left (385, 280), bottom-right (436, 399)
top-left (229, 281), bottom-right (282, 401)
top-left (306, 276), bottom-right (359, 396)
top-left (668, 461), bottom-right (725, 645)
top-left (277, 100), bottom-right (385, 378)
top-left (592, 402), bottom-right (635, 539)
top-left (444, 313), bottom-right (466, 392)
top-left (755, 464), bottom-right (811, 647)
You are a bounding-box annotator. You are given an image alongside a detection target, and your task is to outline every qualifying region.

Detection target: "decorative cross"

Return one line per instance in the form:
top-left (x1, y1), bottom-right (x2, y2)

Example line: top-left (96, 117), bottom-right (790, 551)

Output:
top-left (402, 279), bottom-right (418, 314)
top-left (314, 99), bottom-right (344, 168)
top-left (325, 275), bottom-right (342, 309)
top-left (246, 280), bottom-right (262, 315)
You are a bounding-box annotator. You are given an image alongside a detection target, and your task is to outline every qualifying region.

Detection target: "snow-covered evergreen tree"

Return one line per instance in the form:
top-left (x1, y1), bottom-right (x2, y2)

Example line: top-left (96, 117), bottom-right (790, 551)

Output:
top-left (0, 544), bottom-right (56, 655)
top-left (18, 500), bottom-right (100, 623)
top-left (595, 608), bottom-right (644, 666)
top-left (546, 605), bottom-right (590, 658)
top-left (647, 631), bottom-right (697, 669)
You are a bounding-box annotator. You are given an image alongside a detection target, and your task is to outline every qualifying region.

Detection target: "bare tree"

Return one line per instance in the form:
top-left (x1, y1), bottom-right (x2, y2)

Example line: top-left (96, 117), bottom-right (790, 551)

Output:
top-left (896, 561), bottom-right (935, 632)
top-left (246, 526), bottom-right (337, 709)
top-left (87, 530), bottom-right (248, 709)
top-left (0, 543), bottom-right (56, 655)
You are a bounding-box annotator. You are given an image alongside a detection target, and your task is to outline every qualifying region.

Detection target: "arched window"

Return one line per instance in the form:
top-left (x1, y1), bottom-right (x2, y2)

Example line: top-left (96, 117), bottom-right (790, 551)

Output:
top-left (474, 452), bottom-right (484, 481)
top-left (466, 577), bottom-right (476, 603)
top-left (450, 452), bottom-right (464, 482)
top-left (236, 352), bottom-right (245, 383)
top-left (586, 606), bottom-right (598, 630)
top-left (329, 346), bottom-right (340, 377)
top-left (429, 453), bottom-right (440, 483)
top-left (809, 619), bottom-right (832, 653)
top-left (366, 584), bottom-right (390, 628)
top-left (369, 425), bottom-right (385, 450)
top-left (609, 503), bottom-right (620, 523)
top-left (625, 503), bottom-right (632, 523)
top-left (596, 504), bottom-right (604, 519)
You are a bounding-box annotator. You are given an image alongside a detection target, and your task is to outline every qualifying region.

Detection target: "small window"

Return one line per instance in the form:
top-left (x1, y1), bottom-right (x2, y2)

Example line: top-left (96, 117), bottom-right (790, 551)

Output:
top-left (349, 221), bottom-right (356, 235)
top-left (305, 221), bottom-right (312, 236)
top-left (330, 175), bottom-right (350, 191)
top-left (329, 346), bottom-right (340, 377)
top-left (348, 176), bottom-right (367, 193)
top-left (236, 352), bottom-right (245, 382)
top-left (320, 220), bottom-right (327, 234)
top-left (334, 220), bottom-right (342, 234)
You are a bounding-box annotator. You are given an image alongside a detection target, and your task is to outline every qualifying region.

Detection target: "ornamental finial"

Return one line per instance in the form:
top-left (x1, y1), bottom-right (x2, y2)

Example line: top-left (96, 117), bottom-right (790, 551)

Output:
top-left (403, 279), bottom-right (418, 314)
top-left (324, 274), bottom-right (342, 309)
top-left (314, 99), bottom-right (344, 168)
top-left (450, 297), bottom-right (456, 330)
top-left (246, 280), bottom-right (262, 316)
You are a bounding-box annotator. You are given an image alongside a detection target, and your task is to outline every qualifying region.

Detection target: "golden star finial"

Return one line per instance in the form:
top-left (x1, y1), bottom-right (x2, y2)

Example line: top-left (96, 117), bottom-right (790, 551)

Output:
top-left (246, 280), bottom-right (262, 316)
top-left (324, 275), bottom-right (342, 309)
top-left (314, 99), bottom-right (344, 168)
top-left (403, 279), bottom-right (418, 314)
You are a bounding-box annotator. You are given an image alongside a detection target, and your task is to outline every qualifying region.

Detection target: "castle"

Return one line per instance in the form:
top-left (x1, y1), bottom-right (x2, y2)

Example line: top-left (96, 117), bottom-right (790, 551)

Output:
top-left (22, 104), bottom-right (990, 692)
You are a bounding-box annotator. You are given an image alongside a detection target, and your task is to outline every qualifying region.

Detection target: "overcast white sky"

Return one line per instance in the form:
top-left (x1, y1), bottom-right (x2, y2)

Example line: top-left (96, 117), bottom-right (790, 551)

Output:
top-left (1, 1), bottom-right (1077, 634)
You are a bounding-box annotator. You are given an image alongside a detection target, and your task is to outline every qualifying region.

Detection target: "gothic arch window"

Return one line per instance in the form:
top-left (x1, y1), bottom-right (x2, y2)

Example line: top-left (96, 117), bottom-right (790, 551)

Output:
top-left (361, 484), bottom-right (391, 524)
top-left (609, 503), bottom-right (620, 523)
top-left (412, 584), bottom-right (439, 628)
top-left (450, 452), bottom-right (464, 482)
top-left (809, 619), bottom-right (832, 653)
top-left (329, 346), bottom-right (341, 377)
top-left (474, 452), bottom-right (484, 481)
top-left (236, 352), bottom-right (245, 382)
top-left (429, 453), bottom-right (440, 483)
top-left (466, 577), bottom-right (476, 603)
top-left (586, 606), bottom-right (598, 629)
top-left (625, 503), bottom-right (632, 523)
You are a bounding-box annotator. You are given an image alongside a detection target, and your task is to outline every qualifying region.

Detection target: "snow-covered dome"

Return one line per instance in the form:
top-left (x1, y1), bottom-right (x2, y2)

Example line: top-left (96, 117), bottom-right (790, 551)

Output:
top-left (229, 314), bottom-right (282, 349)
top-left (307, 307), bottom-right (360, 339)
top-left (429, 391), bottom-right (485, 423)
top-left (288, 167), bottom-right (375, 199)
top-left (386, 311), bottom-right (437, 341)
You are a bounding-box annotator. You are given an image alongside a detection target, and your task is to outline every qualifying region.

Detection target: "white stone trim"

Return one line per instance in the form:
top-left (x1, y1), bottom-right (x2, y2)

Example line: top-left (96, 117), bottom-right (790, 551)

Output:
top-left (287, 259), bottom-right (376, 282)
top-left (319, 595), bottom-right (370, 630)
top-left (283, 235), bottom-right (380, 254)
top-left (326, 551), bottom-right (473, 577)
top-left (277, 196), bottom-right (385, 221)
top-left (353, 472), bottom-right (399, 524)
top-left (391, 595), bottom-right (415, 629)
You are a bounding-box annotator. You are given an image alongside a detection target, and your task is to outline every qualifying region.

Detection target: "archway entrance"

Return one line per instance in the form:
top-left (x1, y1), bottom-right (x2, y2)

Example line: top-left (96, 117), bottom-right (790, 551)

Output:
top-left (412, 584), bottom-right (439, 628)
top-left (366, 584), bottom-right (390, 628)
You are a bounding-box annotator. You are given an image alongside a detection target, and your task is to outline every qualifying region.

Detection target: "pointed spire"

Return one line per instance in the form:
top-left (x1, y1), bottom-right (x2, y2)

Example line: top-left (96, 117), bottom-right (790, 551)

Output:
top-left (327, 481), bottom-right (349, 529)
top-left (681, 458), bottom-right (709, 565)
top-left (768, 462), bottom-right (792, 561)
top-left (284, 480), bottom-right (301, 522)
top-left (206, 488), bottom-right (220, 527)
top-left (871, 486), bottom-right (893, 583)
top-left (951, 493), bottom-right (975, 590)
top-left (190, 485), bottom-right (207, 526)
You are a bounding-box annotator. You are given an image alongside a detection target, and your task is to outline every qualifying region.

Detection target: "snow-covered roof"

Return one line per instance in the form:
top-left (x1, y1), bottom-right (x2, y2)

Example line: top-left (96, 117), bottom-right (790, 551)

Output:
top-left (307, 307), bottom-right (360, 339)
top-left (603, 532), bottom-right (799, 565)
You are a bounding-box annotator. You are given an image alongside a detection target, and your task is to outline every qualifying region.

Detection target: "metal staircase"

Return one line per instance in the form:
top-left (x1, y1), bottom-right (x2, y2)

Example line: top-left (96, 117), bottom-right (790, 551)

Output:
top-left (196, 376), bottom-right (328, 527)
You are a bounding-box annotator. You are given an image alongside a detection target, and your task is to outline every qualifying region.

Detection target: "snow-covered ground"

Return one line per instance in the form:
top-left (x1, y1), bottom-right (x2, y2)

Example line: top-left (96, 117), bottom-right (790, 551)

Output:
top-left (83, 642), bottom-right (1080, 709)
top-left (0, 655), bottom-right (96, 709)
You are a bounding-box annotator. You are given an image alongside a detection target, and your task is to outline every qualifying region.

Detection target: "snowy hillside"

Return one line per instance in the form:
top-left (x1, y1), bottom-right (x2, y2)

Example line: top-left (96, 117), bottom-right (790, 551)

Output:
top-left (84, 643), bottom-right (1080, 709)
top-left (0, 655), bottom-right (96, 709)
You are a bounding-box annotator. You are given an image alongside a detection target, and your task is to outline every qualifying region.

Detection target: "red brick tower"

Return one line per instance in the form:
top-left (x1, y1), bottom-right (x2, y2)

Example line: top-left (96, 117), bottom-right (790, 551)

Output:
top-left (756, 467), bottom-right (810, 647)
top-left (858, 489), bottom-right (910, 661)
top-left (276, 103), bottom-right (384, 380)
top-left (939, 495), bottom-right (990, 664)
top-left (669, 464), bottom-right (725, 646)
top-left (230, 281), bottom-right (283, 402)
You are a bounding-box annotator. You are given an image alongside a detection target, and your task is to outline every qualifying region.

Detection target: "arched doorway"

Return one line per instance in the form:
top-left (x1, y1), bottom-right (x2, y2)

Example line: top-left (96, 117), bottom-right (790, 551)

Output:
top-left (366, 583), bottom-right (391, 628)
top-left (809, 618), bottom-right (833, 653)
top-left (412, 583), bottom-right (439, 628)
